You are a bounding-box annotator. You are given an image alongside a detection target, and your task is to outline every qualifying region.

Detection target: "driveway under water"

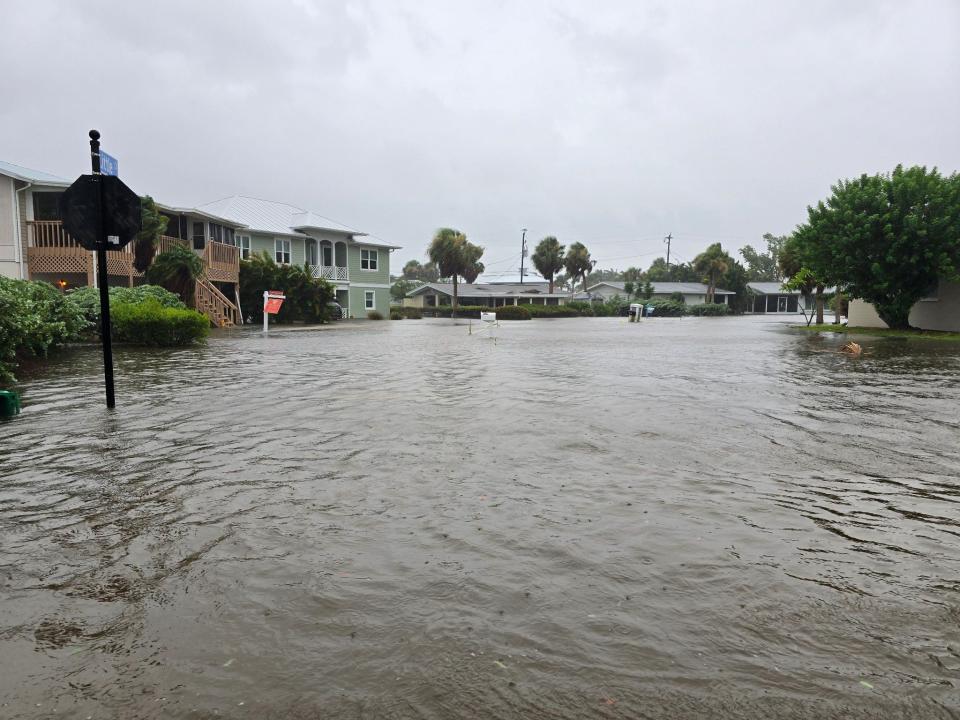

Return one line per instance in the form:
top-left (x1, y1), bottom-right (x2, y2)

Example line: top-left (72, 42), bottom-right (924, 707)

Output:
top-left (1, 316), bottom-right (958, 719)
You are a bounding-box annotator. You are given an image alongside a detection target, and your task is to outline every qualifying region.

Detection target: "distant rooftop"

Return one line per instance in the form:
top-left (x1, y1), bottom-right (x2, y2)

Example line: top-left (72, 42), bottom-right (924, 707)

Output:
top-left (408, 281), bottom-right (568, 298)
top-left (588, 281), bottom-right (736, 295)
top-left (0, 160), bottom-right (70, 187)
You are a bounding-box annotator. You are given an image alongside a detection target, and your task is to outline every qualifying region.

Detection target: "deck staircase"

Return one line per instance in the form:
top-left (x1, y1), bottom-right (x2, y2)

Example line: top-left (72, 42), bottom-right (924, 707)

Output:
top-left (195, 277), bottom-right (240, 328)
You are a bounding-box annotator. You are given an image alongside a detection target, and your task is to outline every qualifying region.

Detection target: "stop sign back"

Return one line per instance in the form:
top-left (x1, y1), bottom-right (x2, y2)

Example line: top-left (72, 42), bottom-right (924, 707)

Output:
top-left (59, 174), bottom-right (142, 251)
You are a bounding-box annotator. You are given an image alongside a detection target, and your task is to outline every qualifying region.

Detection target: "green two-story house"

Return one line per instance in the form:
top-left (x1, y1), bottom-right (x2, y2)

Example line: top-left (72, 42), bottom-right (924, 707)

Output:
top-left (199, 195), bottom-right (397, 318)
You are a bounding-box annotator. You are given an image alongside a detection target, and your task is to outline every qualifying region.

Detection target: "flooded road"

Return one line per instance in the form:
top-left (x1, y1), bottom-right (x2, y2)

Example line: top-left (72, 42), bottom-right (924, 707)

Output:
top-left (1, 316), bottom-right (959, 719)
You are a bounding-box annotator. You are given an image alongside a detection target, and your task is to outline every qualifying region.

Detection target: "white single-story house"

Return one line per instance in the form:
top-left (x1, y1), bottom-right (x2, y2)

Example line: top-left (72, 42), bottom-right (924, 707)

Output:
top-left (746, 282), bottom-right (811, 314)
top-left (582, 281), bottom-right (735, 305)
top-left (405, 281), bottom-right (570, 307)
top-left (848, 280), bottom-right (960, 331)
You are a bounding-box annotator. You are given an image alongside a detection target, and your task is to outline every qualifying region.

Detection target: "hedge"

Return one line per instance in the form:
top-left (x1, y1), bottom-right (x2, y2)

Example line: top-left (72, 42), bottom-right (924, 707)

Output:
top-left (517, 304), bottom-right (579, 318)
top-left (401, 306), bottom-right (422, 319)
top-left (389, 308), bottom-right (404, 320)
top-left (367, 310), bottom-right (385, 320)
top-left (110, 300), bottom-right (209, 346)
top-left (491, 305), bottom-right (531, 320)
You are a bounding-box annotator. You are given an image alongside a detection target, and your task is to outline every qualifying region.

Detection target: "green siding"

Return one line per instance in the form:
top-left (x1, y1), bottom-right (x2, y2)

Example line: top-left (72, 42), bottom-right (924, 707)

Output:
top-left (247, 233), bottom-right (307, 265)
top-left (348, 244), bottom-right (391, 285)
top-left (347, 286), bottom-right (390, 318)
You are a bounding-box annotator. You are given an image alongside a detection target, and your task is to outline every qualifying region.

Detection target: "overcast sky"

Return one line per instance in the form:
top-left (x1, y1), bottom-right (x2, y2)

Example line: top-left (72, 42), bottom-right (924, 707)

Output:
top-left (2, 1), bottom-right (958, 278)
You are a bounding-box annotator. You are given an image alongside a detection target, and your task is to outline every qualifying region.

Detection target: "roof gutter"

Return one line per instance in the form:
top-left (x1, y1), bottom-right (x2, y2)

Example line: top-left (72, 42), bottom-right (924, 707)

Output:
top-left (13, 181), bottom-right (31, 280)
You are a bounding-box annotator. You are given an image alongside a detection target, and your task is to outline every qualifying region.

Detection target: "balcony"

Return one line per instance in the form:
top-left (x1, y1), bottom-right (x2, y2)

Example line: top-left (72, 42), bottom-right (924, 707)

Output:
top-left (25, 221), bottom-right (239, 285)
top-left (310, 265), bottom-right (349, 282)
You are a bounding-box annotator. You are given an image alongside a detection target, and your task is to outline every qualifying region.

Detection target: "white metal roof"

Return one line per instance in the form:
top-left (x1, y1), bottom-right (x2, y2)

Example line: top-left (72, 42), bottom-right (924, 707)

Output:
top-left (0, 160), bottom-right (71, 187)
top-left (408, 282), bottom-right (567, 298)
top-left (197, 195), bottom-right (399, 248)
top-left (588, 281), bottom-right (736, 295)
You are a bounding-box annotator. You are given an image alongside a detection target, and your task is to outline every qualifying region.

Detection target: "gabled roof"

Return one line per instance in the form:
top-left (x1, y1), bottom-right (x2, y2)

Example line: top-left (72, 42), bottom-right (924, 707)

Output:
top-left (197, 195), bottom-right (399, 248)
top-left (588, 281), bottom-right (735, 295)
top-left (0, 160), bottom-right (70, 187)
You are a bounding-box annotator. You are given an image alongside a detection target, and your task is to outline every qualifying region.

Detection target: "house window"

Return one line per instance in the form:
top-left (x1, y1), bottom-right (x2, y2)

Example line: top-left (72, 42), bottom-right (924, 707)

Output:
top-left (238, 235), bottom-right (251, 260)
top-left (306, 241), bottom-right (318, 266)
top-left (275, 239), bottom-right (291, 264)
top-left (192, 222), bottom-right (205, 250)
top-left (33, 192), bottom-right (62, 221)
top-left (209, 222), bottom-right (224, 244)
top-left (361, 248), bottom-right (378, 270)
top-left (322, 243), bottom-right (333, 266)
top-left (365, 291), bottom-right (375, 309)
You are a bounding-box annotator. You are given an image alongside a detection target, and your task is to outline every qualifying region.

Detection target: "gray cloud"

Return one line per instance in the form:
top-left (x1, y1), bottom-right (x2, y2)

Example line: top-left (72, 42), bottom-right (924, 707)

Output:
top-left (2, 0), bottom-right (957, 276)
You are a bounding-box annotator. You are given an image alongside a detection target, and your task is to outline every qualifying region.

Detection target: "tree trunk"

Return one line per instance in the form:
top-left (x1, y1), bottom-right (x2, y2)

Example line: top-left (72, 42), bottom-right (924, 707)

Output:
top-left (875, 302), bottom-right (913, 330)
top-left (815, 285), bottom-right (824, 324)
top-left (834, 291), bottom-right (843, 324)
top-left (452, 275), bottom-right (458, 319)
top-left (548, 277), bottom-right (554, 294)
top-left (582, 274), bottom-right (588, 292)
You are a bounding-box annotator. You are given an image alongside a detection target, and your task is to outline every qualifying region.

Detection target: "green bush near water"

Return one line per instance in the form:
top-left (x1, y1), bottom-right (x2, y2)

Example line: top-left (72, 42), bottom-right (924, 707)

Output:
top-left (0, 277), bottom-right (88, 387)
top-left (491, 305), bottom-right (531, 320)
top-left (110, 300), bottom-right (209, 346)
top-left (66, 285), bottom-right (186, 326)
top-left (688, 303), bottom-right (732, 316)
top-left (367, 310), bottom-right (385, 320)
top-left (389, 308), bottom-right (404, 320)
top-left (517, 304), bottom-right (578, 318)
top-left (401, 306), bottom-right (423, 319)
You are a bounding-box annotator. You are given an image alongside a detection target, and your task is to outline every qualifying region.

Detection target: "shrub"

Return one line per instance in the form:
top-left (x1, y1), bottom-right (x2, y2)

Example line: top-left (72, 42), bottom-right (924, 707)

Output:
top-left (642, 299), bottom-right (687, 317)
top-left (490, 305), bottom-right (531, 320)
top-left (688, 303), bottom-right (732, 316)
top-left (401, 306), bottom-right (422, 319)
top-left (564, 301), bottom-right (595, 316)
top-left (518, 304), bottom-right (579, 318)
top-left (389, 308), bottom-right (404, 320)
top-left (110, 300), bottom-right (209, 346)
top-left (66, 285), bottom-right (185, 326)
top-left (0, 277), bottom-right (88, 386)
top-left (239, 251), bottom-right (336, 324)
top-left (367, 310), bottom-right (385, 320)
top-left (427, 305), bottom-right (487, 318)
top-left (669, 292), bottom-right (686, 304)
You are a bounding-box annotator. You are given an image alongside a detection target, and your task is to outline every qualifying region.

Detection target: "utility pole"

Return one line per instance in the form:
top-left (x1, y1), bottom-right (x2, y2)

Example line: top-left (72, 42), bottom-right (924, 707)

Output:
top-left (664, 233), bottom-right (672, 267)
top-left (519, 228), bottom-right (527, 284)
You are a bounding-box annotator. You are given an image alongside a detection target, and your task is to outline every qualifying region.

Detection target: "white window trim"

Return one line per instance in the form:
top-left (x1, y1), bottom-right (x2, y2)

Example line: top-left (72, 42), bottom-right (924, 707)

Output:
top-left (364, 290), bottom-right (375, 309)
top-left (275, 238), bottom-right (291, 265)
top-left (238, 235), bottom-right (252, 260)
top-left (360, 248), bottom-right (379, 271)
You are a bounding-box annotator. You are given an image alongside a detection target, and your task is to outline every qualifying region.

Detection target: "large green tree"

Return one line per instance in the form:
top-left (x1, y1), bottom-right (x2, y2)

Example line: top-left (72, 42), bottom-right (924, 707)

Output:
top-left (646, 257), bottom-right (700, 282)
top-left (779, 234), bottom-right (826, 325)
top-left (797, 165), bottom-right (960, 329)
top-left (531, 236), bottom-right (565, 293)
top-left (402, 259), bottom-right (440, 282)
top-left (740, 233), bottom-right (787, 282)
top-left (563, 242), bottom-right (596, 292)
top-left (693, 243), bottom-right (732, 303)
top-left (427, 228), bottom-right (484, 317)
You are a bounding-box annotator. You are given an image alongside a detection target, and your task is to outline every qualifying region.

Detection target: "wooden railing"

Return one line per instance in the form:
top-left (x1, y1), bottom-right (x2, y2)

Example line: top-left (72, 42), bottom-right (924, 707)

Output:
top-left (25, 223), bottom-right (238, 284)
top-left (29, 220), bottom-right (80, 248)
top-left (195, 277), bottom-right (239, 327)
top-left (204, 241), bottom-right (240, 283)
top-left (311, 264), bottom-right (349, 281)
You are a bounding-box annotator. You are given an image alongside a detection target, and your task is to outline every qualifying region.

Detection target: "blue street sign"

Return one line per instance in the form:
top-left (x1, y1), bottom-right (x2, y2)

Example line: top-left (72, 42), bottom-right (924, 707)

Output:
top-left (99, 150), bottom-right (118, 176)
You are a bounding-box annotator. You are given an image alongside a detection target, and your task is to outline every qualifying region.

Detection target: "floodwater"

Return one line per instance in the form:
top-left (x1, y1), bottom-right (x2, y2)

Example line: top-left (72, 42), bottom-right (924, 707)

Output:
top-left (1, 316), bottom-right (959, 719)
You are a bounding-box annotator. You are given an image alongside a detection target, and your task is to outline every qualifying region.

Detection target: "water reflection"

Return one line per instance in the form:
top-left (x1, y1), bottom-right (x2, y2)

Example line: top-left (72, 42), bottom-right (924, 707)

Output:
top-left (1, 317), bottom-right (958, 719)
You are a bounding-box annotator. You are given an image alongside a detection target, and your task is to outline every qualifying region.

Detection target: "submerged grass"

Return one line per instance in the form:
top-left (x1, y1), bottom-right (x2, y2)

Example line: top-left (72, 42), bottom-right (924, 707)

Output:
top-left (793, 324), bottom-right (960, 341)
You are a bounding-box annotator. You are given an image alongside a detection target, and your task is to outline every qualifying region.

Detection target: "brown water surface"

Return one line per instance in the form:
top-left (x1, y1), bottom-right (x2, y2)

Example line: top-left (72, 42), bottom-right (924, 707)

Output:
top-left (1, 317), bottom-right (959, 718)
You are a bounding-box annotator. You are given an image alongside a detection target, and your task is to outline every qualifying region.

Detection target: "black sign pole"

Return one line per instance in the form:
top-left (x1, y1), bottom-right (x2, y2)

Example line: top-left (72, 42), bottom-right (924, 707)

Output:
top-left (89, 129), bottom-right (116, 409)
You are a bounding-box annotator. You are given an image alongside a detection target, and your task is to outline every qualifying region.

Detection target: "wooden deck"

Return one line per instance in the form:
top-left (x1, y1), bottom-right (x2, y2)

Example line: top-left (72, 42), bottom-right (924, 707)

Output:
top-left (26, 221), bottom-right (239, 285)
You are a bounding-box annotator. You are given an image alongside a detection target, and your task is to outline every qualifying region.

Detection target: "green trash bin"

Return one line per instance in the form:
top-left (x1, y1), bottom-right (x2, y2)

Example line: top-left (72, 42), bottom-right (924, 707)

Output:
top-left (0, 390), bottom-right (21, 418)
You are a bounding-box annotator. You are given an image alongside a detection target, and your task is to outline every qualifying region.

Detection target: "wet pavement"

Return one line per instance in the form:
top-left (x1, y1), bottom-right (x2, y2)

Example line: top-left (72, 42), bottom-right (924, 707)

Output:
top-left (1, 316), bottom-right (958, 719)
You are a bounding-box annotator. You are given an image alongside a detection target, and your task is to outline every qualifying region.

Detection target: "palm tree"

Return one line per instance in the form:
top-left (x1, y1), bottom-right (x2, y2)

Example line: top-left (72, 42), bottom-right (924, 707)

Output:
top-left (428, 228), bottom-right (484, 317)
top-left (146, 244), bottom-right (204, 306)
top-left (133, 196), bottom-right (169, 274)
top-left (564, 242), bottom-right (596, 293)
top-left (693, 243), bottom-right (730, 303)
top-left (531, 236), bottom-right (565, 293)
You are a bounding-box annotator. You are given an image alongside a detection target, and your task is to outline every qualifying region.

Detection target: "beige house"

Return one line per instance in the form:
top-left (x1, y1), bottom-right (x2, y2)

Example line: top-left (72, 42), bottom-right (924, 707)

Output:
top-left (848, 280), bottom-right (960, 331)
top-left (405, 281), bottom-right (571, 308)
